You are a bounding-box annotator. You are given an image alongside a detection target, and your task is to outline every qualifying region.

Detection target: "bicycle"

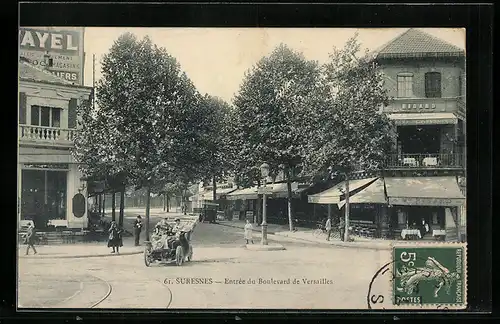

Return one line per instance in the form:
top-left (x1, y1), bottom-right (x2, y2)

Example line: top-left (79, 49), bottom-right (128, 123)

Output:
top-left (313, 223), bottom-right (327, 238)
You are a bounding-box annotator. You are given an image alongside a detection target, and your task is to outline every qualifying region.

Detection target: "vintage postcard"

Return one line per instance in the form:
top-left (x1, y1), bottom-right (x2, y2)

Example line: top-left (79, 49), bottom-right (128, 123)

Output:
top-left (18, 27), bottom-right (467, 310)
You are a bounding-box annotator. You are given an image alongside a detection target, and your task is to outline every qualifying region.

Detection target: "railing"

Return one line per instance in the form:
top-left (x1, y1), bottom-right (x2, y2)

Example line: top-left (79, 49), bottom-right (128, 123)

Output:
top-left (19, 125), bottom-right (76, 143)
top-left (384, 153), bottom-right (464, 169)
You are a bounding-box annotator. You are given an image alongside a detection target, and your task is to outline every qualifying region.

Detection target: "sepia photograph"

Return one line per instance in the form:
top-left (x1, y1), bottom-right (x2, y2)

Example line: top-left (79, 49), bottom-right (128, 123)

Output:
top-left (18, 26), bottom-right (467, 310)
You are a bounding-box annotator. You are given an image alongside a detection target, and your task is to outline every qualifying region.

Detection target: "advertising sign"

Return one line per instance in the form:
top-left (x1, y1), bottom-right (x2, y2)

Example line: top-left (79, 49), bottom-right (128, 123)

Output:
top-left (19, 27), bottom-right (85, 85)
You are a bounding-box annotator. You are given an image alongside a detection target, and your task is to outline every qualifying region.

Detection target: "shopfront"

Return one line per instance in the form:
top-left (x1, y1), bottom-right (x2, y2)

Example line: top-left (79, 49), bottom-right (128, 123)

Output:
top-left (384, 176), bottom-right (465, 241)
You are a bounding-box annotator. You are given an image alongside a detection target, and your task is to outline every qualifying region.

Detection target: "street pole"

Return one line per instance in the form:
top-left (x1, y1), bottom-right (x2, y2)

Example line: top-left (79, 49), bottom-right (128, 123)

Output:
top-left (261, 177), bottom-right (268, 245)
top-left (344, 173), bottom-right (350, 242)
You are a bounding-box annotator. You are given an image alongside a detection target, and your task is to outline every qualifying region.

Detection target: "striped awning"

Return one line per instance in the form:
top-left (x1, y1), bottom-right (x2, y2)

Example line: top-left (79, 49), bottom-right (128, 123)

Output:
top-left (337, 178), bottom-right (387, 208)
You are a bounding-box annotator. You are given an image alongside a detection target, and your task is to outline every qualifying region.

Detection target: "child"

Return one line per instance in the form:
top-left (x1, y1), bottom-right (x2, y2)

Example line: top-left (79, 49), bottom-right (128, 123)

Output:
top-left (244, 219), bottom-right (254, 244)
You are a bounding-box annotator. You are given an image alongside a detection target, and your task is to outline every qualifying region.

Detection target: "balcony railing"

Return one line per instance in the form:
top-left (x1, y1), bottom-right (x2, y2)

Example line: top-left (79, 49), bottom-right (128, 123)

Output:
top-left (19, 125), bottom-right (76, 144)
top-left (384, 153), bottom-right (464, 169)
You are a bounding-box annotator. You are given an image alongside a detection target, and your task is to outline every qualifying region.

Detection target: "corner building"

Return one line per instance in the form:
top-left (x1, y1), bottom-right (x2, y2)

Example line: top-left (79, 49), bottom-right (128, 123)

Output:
top-left (18, 58), bottom-right (92, 230)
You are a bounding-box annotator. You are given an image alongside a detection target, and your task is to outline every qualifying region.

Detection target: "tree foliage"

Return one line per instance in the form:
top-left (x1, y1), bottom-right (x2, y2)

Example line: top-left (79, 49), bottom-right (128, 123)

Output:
top-left (231, 44), bottom-right (323, 185)
top-left (302, 34), bottom-right (397, 181)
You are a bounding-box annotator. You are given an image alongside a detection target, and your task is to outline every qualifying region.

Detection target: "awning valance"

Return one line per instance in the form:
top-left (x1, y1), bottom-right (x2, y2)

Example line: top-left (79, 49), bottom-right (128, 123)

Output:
top-left (337, 178), bottom-right (387, 208)
top-left (226, 182), bottom-right (302, 200)
top-left (388, 113), bottom-right (458, 126)
top-left (226, 187), bottom-right (259, 200)
top-left (19, 153), bottom-right (78, 164)
top-left (385, 176), bottom-right (465, 206)
top-left (308, 178), bottom-right (378, 204)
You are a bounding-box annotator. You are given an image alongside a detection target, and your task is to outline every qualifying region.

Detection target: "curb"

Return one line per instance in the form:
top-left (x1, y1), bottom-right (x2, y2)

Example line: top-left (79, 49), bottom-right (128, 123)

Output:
top-left (216, 222), bottom-right (390, 251)
top-left (245, 243), bottom-right (286, 251)
top-left (19, 250), bottom-right (143, 259)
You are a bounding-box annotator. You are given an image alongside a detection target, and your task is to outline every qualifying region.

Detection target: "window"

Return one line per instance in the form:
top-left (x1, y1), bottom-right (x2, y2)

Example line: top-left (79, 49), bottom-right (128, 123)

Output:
top-left (425, 72), bottom-right (442, 98)
top-left (397, 73), bottom-right (413, 98)
top-left (30, 106), bottom-right (62, 128)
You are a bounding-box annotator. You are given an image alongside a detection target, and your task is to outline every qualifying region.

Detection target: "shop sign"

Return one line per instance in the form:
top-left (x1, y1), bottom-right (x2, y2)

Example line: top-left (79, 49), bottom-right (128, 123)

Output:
top-left (19, 27), bottom-right (85, 85)
top-left (389, 197), bottom-right (464, 206)
top-left (72, 193), bottom-right (86, 218)
top-left (401, 103), bottom-right (437, 110)
top-left (394, 118), bottom-right (458, 126)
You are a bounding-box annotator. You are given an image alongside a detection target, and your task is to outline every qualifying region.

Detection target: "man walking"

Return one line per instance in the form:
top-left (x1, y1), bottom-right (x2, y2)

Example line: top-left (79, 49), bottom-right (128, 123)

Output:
top-left (325, 217), bottom-right (332, 241)
top-left (25, 222), bottom-right (37, 255)
top-left (133, 215), bottom-right (142, 246)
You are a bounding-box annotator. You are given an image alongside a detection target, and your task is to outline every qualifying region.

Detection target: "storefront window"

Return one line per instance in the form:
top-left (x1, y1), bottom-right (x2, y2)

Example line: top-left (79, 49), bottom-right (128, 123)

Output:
top-left (21, 169), bottom-right (67, 227)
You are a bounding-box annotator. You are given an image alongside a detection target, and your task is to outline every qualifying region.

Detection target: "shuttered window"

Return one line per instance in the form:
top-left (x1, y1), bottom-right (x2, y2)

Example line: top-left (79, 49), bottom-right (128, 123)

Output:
top-left (19, 92), bottom-right (27, 124)
top-left (425, 72), bottom-right (442, 98)
top-left (68, 98), bottom-right (77, 128)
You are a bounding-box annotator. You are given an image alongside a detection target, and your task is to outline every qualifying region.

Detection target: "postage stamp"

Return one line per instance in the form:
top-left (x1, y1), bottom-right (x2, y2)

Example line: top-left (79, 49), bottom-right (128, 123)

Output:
top-left (391, 243), bottom-right (467, 309)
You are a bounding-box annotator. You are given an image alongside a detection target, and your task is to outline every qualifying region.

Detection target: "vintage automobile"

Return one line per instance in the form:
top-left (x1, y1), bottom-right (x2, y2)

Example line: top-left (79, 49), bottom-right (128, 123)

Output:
top-left (198, 201), bottom-right (219, 223)
top-left (144, 229), bottom-right (193, 267)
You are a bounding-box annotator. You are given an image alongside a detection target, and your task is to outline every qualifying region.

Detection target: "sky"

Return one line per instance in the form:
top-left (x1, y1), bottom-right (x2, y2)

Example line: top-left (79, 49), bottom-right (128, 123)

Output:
top-left (82, 28), bottom-right (465, 104)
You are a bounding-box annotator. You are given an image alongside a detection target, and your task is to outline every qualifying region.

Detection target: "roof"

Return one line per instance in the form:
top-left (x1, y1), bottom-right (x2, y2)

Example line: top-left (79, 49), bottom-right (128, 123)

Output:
top-left (374, 29), bottom-right (465, 59)
top-left (19, 58), bottom-right (77, 86)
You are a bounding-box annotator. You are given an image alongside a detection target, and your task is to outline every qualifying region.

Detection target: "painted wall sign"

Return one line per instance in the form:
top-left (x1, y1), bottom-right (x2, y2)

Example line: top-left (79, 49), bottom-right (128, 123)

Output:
top-left (19, 27), bottom-right (85, 85)
top-left (388, 197), bottom-right (464, 206)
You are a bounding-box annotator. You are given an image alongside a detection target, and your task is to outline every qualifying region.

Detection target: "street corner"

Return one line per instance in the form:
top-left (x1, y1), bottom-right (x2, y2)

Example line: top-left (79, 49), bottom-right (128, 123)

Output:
top-left (245, 243), bottom-right (286, 251)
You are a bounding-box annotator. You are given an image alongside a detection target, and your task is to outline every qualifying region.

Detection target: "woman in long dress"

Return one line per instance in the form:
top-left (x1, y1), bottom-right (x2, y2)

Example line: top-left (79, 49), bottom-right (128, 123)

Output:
top-left (107, 221), bottom-right (123, 253)
top-left (244, 219), bottom-right (254, 244)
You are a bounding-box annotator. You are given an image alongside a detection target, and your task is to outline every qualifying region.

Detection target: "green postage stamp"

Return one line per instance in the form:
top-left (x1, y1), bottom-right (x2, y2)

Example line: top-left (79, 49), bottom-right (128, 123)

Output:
top-left (392, 243), bottom-right (467, 309)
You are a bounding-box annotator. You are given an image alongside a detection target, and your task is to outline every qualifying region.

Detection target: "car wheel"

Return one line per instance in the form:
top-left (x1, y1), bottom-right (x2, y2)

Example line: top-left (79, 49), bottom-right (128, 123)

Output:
top-left (144, 246), bottom-right (152, 267)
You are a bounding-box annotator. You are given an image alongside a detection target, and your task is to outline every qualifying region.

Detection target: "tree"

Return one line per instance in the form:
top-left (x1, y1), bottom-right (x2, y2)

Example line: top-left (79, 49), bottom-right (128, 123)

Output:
top-left (76, 33), bottom-right (207, 240)
top-left (302, 34), bottom-right (396, 179)
top-left (197, 95), bottom-right (233, 201)
top-left (301, 34), bottom-right (397, 241)
top-left (232, 44), bottom-right (324, 231)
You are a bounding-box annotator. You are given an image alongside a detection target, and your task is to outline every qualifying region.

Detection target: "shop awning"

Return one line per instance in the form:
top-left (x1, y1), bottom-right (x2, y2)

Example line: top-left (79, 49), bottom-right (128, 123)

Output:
top-left (201, 187), bottom-right (237, 200)
top-left (226, 187), bottom-right (259, 200)
top-left (337, 178), bottom-right (387, 208)
top-left (388, 113), bottom-right (458, 126)
top-left (308, 177), bottom-right (378, 204)
top-left (19, 153), bottom-right (78, 164)
top-left (385, 176), bottom-right (465, 206)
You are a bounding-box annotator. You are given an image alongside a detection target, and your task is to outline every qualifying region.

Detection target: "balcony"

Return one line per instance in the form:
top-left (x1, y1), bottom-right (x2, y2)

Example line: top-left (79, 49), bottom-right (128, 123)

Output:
top-left (19, 125), bottom-right (76, 147)
top-left (384, 97), bottom-right (465, 115)
top-left (384, 153), bottom-right (464, 169)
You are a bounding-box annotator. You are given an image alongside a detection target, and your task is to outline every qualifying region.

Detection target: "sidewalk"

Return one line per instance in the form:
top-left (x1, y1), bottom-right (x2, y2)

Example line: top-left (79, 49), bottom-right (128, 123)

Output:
top-left (19, 237), bottom-right (143, 259)
top-left (217, 220), bottom-right (391, 251)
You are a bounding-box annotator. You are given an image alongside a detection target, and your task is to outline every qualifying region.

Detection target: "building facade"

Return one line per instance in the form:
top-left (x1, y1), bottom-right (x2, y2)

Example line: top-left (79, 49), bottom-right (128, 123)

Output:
top-left (18, 59), bottom-right (92, 230)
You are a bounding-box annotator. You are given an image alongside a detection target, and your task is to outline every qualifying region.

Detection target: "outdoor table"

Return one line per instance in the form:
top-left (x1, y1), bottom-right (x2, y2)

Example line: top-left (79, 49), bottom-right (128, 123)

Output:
top-left (401, 229), bottom-right (421, 240)
top-left (433, 229), bottom-right (446, 241)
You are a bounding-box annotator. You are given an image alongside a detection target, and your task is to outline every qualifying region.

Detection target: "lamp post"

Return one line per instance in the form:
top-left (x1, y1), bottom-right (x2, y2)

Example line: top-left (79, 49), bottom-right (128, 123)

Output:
top-left (260, 163), bottom-right (270, 245)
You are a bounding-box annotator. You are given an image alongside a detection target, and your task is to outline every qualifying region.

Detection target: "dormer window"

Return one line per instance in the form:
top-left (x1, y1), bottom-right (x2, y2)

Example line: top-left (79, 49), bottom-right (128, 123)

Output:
top-left (425, 72), bottom-right (442, 98)
top-left (397, 73), bottom-right (413, 98)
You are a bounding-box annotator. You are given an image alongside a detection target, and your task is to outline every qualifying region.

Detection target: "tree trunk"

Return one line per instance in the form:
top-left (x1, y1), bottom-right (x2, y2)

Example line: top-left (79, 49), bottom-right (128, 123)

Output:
top-left (102, 194), bottom-right (106, 218)
top-left (98, 194), bottom-right (102, 216)
top-left (183, 189), bottom-right (187, 215)
top-left (285, 167), bottom-right (294, 232)
top-left (166, 194), bottom-right (170, 212)
top-left (111, 191), bottom-right (116, 222)
top-left (344, 174), bottom-right (350, 242)
top-left (145, 187), bottom-right (151, 241)
top-left (212, 176), bottom-right (217, 202)
top-left (163, 193), bottom-right (166, 211)
top-left (119, 188), bottom-right (125, 227)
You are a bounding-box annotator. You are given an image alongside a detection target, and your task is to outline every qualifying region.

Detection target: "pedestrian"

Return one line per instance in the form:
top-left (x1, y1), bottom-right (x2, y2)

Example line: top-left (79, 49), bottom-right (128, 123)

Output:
top-left (133, 215), bottom-right (142, 246)
top-left (338, 217), bottom-right (345, 242)
top-left (244, 219), bottom-right (254, 244)
top-left (325, 217), bottom-right (332, 241)
top-left (108, 220), bottom-right (123, 253)
top-left (25, 221), bottom-right (37, 255)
